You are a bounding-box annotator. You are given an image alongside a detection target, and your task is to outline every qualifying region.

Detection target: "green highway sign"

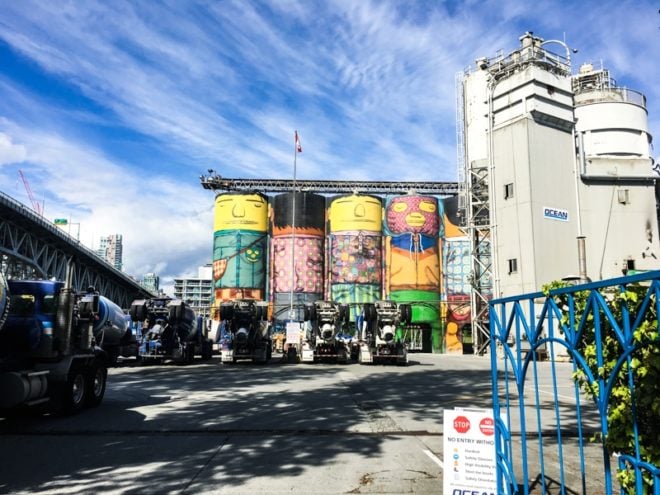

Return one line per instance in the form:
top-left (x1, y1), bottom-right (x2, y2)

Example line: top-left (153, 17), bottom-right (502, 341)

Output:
top-left (54, 218), bottom-right (68, 225)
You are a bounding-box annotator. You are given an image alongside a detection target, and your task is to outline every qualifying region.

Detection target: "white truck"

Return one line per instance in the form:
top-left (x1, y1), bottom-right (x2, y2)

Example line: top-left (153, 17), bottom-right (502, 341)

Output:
top-left (301, 300), bottom-right (351, 363)
top-left (358, 300), bottom-right (411, 365)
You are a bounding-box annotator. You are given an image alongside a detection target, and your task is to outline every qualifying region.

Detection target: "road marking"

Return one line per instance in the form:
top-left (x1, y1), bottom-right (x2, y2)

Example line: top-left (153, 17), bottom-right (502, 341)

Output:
top-left (423, 449), bottom-right (443, 469)
top-left (536, 389), bottom-right (577, 402)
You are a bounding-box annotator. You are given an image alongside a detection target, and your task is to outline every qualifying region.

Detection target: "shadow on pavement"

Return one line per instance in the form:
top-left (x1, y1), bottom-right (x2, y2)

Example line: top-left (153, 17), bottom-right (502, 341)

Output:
top-left (0, 355), bottom-right (493, 493)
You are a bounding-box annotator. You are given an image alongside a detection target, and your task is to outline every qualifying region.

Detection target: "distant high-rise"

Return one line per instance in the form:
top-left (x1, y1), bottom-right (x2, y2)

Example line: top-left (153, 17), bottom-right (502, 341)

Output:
top-left (174, 265), bottom-right (213, 318)
top-left (97, 234), bottom-right (123, 271)
top-left (142, 272), bottom-right (159, 292)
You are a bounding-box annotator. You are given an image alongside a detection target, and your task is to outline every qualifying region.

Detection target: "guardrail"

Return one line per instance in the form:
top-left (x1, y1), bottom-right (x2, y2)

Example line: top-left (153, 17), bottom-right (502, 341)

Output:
top-left (490, 271), bottom-right (660, 494)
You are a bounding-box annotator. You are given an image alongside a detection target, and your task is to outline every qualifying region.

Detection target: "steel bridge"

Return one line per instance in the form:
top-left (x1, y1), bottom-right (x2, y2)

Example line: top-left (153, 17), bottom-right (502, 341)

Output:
top-left (0, 192), bottom-right (155, 308)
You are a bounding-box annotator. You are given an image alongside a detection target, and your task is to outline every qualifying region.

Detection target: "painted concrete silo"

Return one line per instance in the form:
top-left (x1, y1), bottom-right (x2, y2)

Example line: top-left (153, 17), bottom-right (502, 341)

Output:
top-left (384, 194), bottom-right (442, 352)
top-left (212, 192), bottom-right (268, 317)
top-left (441, 196), bottom-right (472, 354)
top-left (270, 192), bottom-right (326, 323)
top-left (327, 194), bottom-right (383, 321)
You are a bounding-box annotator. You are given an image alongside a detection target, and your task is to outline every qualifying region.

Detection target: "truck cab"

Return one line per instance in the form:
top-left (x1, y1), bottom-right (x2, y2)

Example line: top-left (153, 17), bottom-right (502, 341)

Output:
top-left (0, 276), bottom-right (111, 415)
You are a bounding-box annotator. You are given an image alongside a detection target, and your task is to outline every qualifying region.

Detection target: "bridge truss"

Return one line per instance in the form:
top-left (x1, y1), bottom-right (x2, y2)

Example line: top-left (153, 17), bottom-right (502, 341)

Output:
top-left (0, 192), bottom-right (154, 308)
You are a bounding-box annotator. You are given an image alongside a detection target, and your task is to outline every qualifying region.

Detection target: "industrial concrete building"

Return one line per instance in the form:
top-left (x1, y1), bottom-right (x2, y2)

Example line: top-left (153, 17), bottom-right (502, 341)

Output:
top-left (458, 32), bottom-right (659, 352)
top-left (96, 234), bottom-right (123, 271)
top-left (173, 264), bottom-right (213, 318)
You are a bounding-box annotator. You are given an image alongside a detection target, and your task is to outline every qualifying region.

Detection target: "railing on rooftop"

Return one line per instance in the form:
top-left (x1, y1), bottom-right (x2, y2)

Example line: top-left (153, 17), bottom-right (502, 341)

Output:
top-left (574, 86), bottom-right (647, 108)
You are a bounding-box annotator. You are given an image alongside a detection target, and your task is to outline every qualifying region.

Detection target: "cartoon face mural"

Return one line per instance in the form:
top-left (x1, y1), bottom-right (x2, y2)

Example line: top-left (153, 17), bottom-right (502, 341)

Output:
top-left (212, 232), bottom-right (267, 289)
top-left (385, 196), bottom-right (439, 236)
top-left (328, 195), bottom-right (382, 233)
top-left (443, 238), bottom-right (471, 298)
top-left (330, 235), bottom-right (382, 284)
top-left (272, 192), bottom-right (326, 236)
top-left (384, 195), bottom-right (441, 293)
top-left (272, 236), bottom-right (324, 293)
top-left (214, 193), bottom-right (268, 232)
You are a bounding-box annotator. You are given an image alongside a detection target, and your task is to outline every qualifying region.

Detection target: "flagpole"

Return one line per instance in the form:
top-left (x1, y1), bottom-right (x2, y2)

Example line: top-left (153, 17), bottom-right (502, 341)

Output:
top-left (290, 132), bottom-right (298, 321)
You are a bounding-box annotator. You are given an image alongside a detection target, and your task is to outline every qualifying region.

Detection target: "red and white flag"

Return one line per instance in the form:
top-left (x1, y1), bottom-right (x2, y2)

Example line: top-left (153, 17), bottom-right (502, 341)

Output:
top-left (295, 131), bottom-right (302, 153)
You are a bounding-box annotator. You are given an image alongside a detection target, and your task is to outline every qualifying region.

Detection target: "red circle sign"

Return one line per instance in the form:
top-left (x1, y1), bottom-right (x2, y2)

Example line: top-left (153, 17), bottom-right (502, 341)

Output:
top-left (453, 415), bottom-right (470, 433)
top-left (479, 417), bottom-right (494, 436)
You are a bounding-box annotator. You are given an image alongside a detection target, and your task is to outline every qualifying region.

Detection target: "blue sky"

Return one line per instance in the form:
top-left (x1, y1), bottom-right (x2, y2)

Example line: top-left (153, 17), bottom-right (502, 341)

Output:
top-left (0, 0), bottom-right (658, 293)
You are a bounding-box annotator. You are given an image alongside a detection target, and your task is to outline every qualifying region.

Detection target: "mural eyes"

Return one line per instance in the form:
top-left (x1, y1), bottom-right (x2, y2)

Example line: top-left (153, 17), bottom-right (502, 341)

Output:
top-left (392, 203), bottom-right (408, 212)
top-left (419, 201), bottom-right (437, 213)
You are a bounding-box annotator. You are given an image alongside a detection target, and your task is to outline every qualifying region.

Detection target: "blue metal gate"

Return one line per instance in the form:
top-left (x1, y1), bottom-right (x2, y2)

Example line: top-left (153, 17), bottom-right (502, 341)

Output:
top-left (490, 271), bottom-right (660, 494)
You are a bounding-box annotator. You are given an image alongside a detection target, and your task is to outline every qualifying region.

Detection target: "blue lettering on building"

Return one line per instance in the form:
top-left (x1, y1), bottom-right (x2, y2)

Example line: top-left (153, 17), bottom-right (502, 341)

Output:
top-left (543, 207), bottom-right (569, 222)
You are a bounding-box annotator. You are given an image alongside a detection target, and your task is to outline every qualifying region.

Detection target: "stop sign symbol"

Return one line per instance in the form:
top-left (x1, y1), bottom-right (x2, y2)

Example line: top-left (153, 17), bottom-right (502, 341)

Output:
top-left (453, 415), bottom-right (470, 433)
top-left (479, 417), bottom-right (494, 436)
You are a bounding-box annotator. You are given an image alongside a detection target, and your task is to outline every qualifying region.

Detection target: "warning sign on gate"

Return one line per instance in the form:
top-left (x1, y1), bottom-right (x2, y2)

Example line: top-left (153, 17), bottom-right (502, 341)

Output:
top-left (443, 408), bottom-right (497, 495)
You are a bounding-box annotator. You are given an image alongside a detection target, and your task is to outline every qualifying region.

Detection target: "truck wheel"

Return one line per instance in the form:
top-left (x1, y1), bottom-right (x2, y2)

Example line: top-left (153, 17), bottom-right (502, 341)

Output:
top-left (201, 340), bottom-right (213, 360)
top-left (363, 303), bottom-right (376, 322)
top-left (304, 304), bottom-right (316, 322)
top-left (219, 304), bottom-right (233, 321)
top-left (86, 361), bottom-right (107, 408)
top-left (339, 304), bottom-right (350, 324)
top-left (106, 348), bottom-right (119, 367)
top-left (401, 304), bottom-right (413, 324)
top-left (184, 345), bottom-right (195, 365)
top-left (53, 368), bottom-right (87, 415)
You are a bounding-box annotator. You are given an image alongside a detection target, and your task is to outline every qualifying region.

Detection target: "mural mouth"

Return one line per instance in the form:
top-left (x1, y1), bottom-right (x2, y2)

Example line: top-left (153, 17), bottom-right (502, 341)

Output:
top-left (405, 213), bottom-right (426, 226)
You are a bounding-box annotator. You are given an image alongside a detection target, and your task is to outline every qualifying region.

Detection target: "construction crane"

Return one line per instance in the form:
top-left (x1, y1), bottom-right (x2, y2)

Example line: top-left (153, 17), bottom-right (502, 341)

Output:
top-left (18, 169), bottom-right (43, 216)
top-left (200, 173), bottom-right (459, 195)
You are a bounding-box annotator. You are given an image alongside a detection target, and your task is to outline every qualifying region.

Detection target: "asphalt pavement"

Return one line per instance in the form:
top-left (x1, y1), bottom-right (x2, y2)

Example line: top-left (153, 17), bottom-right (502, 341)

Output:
top-left (0, 353), bottom-right (498, 494)
top-left (1, 353), bottom-right (608, 494)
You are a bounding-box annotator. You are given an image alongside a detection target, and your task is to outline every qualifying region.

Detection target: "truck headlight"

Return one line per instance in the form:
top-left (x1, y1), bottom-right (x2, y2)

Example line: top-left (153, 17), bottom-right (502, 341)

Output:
top-left (320, 323), bottom-right (335, 341)
top-left (380, 325), bottom-right (395, 342)
top-left (235, 327), bottom-right (249, 344)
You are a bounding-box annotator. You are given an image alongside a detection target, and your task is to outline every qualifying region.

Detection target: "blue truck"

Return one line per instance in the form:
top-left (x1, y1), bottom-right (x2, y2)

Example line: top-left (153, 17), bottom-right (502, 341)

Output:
top-left (129, 297), bottom-right (213, 364)
top-left (0, 267), bottom-right (123, 415)
top-left (218, 300), bottom-right (271, 364)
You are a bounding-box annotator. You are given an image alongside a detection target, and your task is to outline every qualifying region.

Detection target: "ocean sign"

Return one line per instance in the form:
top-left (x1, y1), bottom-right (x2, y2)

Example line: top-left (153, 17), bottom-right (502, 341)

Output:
top-left (543, 206), bottom-right (569, 222)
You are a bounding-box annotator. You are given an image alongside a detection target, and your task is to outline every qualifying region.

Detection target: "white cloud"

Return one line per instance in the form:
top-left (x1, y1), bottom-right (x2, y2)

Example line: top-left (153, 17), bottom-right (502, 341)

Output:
top-left (0, 0), bottom-right (658, 289)
top-left (1, 123), bottom-right (214, 285)
top-left (0, 132), bottom-right (27, 165)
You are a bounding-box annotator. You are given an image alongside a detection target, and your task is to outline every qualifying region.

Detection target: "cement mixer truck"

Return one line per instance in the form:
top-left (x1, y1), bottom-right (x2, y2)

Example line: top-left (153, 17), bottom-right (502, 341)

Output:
top-left (301, 301), bottom-right (351, 363)
top-left (218, 299), bottom-right (271, 364)
top-left (129, 297), bottom-right (213, 364)
top-left (358, 300), bottom-right (411, 365)
top-left (0, 268), bottom-right (118, 415)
